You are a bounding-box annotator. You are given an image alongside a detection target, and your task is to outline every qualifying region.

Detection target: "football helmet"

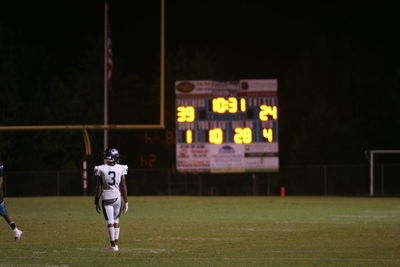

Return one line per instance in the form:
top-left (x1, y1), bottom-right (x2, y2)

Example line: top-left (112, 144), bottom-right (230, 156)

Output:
top-left (104, 148), bottom-right (120, 163)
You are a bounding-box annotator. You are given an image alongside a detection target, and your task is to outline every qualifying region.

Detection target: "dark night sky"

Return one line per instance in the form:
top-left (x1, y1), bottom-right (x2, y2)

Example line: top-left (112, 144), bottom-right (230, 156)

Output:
top-left (1, 1), bottom-right (400, 167)
top-left (3, 1), bottom-right (398, 74)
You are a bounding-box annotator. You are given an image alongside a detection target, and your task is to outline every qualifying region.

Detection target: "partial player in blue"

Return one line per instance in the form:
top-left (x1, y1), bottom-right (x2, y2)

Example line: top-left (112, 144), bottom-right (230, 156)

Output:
top-left (0, 161), bottom-right (23, 241)
top-left (94, 148), bottom-right (128, 251)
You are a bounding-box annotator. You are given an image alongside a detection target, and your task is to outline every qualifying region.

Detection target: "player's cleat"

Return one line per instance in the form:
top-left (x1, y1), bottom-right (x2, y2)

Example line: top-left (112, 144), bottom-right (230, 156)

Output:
top-left (105, 246), bottom-right (119, 251)
top-left (14, 229), bottom-right (23, 241)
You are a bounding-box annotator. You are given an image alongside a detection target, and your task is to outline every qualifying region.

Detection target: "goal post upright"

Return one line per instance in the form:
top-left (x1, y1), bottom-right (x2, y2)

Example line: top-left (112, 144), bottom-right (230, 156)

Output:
top-left (366, 150), bottom-right (400, 196)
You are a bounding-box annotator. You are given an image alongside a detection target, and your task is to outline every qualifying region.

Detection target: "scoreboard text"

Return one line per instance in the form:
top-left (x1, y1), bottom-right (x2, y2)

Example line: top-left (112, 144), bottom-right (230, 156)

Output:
top-left (175, 79), bottom-right (278, 173)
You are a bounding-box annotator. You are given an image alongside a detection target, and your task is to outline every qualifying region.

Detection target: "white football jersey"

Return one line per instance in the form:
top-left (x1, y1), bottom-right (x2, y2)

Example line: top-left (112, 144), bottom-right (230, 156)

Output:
top-left (94, 164), bottom-right (128, 200)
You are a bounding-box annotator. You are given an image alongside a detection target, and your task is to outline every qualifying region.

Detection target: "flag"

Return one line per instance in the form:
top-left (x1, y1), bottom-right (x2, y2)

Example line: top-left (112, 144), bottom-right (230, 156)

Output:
top-left (106, 1), bottom-right (113, 90)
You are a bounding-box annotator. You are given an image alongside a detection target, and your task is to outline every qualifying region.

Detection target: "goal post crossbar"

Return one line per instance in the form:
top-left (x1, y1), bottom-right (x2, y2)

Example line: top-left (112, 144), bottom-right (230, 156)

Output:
top-left (365, 150), bottom-right (400, 196)
top-left (0, 124), bottom-right (165, 131)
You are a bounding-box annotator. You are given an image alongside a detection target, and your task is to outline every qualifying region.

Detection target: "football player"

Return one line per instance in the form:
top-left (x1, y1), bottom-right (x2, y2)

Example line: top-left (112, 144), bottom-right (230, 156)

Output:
top-left (0, 161), bottom-right (23, 241)
top-left (94, 148), bottom-right (128, 251)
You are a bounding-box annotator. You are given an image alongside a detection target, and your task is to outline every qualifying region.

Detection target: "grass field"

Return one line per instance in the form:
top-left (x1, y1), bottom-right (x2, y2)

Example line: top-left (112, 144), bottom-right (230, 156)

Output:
top-left (0, 196), bottom-right (400, 266)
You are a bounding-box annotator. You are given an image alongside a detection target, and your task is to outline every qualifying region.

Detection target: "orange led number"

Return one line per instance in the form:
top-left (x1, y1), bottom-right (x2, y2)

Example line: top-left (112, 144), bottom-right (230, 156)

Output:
top-left (185, 129), bottom-right (193, 144)
top-left (240, 98), bottom-right (246, 112)
top-left (263, 128), bottom-right (273, 142)
top-left (177, 106), bottom-right (195, 122)
top-left (259, 105), bottom-right (277, 121)
top-left (234, 128), bottom-right (252, 144)
top-left (212, 97), bottom-right (246, 113)
top-left (209, 128), bottom-right (223, 144)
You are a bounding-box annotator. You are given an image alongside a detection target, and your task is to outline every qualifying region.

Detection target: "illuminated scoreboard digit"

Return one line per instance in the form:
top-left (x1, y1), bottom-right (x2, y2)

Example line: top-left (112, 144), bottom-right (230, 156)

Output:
top-left (175, 79), bottom-right (279, 173)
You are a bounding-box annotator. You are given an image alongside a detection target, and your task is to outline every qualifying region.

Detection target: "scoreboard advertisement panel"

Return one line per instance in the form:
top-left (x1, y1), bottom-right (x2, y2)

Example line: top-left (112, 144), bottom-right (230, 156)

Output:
top-left (175, 79), bottom-right (278, 173)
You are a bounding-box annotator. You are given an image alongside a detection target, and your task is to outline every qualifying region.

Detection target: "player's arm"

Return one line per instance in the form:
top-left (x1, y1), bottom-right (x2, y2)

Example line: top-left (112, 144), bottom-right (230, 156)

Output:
top-left (94, 175), bottom-right (102, 213)
top-left (121, 175), bottom-right (128, 213)
top-left (121, 175), bottom-right (128, 202)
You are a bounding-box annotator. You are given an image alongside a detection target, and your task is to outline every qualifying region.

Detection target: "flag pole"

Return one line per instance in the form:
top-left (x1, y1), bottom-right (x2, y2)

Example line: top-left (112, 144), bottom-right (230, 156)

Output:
top-left (103, 0), bottom-right (109, 151)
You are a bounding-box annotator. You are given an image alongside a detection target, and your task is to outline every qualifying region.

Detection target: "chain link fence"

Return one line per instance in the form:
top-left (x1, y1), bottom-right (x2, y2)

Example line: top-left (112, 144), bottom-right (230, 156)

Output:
top-left (3, 164), bottom-right (400, 197)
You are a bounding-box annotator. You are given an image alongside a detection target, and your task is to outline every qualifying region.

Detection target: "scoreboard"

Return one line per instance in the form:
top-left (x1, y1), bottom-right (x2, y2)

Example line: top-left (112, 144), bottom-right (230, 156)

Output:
top-left (175, 79), bottom-right (278, 173)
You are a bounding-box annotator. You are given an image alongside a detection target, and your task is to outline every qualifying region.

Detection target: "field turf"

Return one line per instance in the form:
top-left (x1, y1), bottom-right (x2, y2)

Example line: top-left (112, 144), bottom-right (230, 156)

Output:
top-left (0, 196), bottom-right (400, 266)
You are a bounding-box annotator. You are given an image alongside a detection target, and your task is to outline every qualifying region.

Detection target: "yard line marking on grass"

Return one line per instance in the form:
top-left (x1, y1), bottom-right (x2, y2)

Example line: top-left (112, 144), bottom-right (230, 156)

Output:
top-left (123, 248), bottom-right (173, 254)
top-left (221, 257), bottom-right (400, 263)
top-left (32, 251), bottom-right (48, 254)
top-left (330, 221), bottom-right (354, 224)
top-left (329, 215), bottom-right (395, 218)
top-left (363, 210), bottom-right (400, 214)
top-left (31, 248), bottom-right (173, 254)
top-left (148, 237), bottom-right (247, 241)
top-left (0, 264), bottom-right (69, 267)
top-left (234, 228), bottom-right (300, 232)
top-left (279, 220), bottom-right (323, 224)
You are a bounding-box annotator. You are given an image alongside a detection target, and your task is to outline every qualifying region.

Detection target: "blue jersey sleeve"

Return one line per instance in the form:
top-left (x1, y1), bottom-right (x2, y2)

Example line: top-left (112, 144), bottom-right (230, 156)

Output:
top-left (0, 164), bottom-right (3, 176)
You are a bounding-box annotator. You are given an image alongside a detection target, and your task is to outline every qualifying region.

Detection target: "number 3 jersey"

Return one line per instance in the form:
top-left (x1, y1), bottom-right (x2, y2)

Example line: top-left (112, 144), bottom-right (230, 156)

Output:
top-left (94, 164), bottom-right (128, 200)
